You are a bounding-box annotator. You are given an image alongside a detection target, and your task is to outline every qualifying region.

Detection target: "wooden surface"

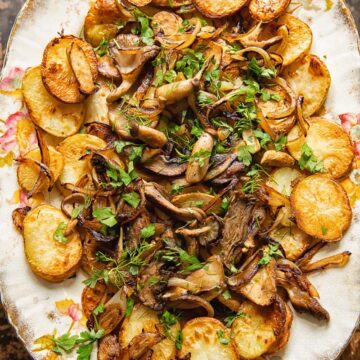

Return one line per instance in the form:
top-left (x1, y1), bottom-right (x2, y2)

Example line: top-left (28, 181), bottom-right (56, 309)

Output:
top-left (0, 0), bottom-right (359, 359)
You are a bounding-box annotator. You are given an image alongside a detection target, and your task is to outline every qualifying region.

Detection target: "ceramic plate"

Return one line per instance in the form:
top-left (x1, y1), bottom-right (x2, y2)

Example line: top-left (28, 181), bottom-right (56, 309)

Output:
top-left (0, 0), bottom-right (359, 359)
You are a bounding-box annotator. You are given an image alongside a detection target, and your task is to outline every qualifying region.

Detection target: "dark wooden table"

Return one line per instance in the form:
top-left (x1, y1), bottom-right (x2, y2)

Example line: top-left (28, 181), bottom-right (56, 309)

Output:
top-left (0, 0), bottom-right (359, 359)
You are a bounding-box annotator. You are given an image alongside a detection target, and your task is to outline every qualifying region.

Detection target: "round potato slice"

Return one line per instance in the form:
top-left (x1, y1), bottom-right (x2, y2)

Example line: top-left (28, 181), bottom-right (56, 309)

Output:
top-left (231, 300), bottom-right (283, 359)
top-left (17, 146), bottom-right (64, 192)
top-left (179, 317), bottom-right (238, 360)
top-left (284, 55), bottom-right (331, 117)
top-left (266, 14), bottom-right (313, 66)
top-left (41, 36), bottom-right (98, 103)
top-left (57, 134), bottom-right (106, 185)
top-left (287, 118), bottom-right (354, 179)
top-left (194, 0), bottom-right (247, 18)
top-left (84, 0), bottom-right (123, 47)
top-left (152, 11), bottom-right (183, 36)
top-left (23, 205), bottom-right (82, 282)
top-left (266, 167), bottom-right (303, 196)
top-left (249, 0), bottom-right (291, 23)
top-left (128, 0), bottom-right (152, 6)
top-left (269, 225), bottom-right (310, 261)
top-left (119, 304), bottom-right (179, 360)
top-left (291, 174), bottom-right (352, 241)
top-left (22, 67), bottom-right (84, 137)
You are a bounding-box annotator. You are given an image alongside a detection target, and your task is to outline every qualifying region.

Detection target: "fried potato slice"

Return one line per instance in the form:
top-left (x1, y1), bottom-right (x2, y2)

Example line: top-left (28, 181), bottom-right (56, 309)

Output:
top-left (57, 134), bottom-right (106, 185)
top-left (22, 67), bottom-right (84, 137)
top-left (119, 304), bottom-right (179, 360)
top-left (284, 55), bottom-right (331, 117)
top-left (23, 205), bottom-right (82, 282)
top-left (249, 0), bottom-right (291, 23)
top-left (84, 0), bottom-right (124, 47)
top-left (85, 80), bottom-right (111, 124)
top-left (260, 150), bottom-right (295, 167)
top-left (291, 174), bottom-right (352, 241)
top-left (194, 0), bottom-right (247, 18)
top-left (266, 167), bottom-right (303, 196)
top-left (265, 14), bottom-right (313, 66)
top-left (231, 299), bottom-right (285, 359)
top-left (269, 225), bottom-right (310, 261)
top-left (309, 118), bottom-right (352, 179)
top-left (68, 42), bottom-right (96, 95)
top-left (178, 317), bottom-right (238, 360)
top-left (17, 146), bottom-right (64, 192)
top-left (152, 0), bottom-right (192, 6)
top-left (287, 118), bottom-right (354, 179)
top-left (41, 36), bottom-right (98, 103)
top-left (240, 258), bottom-right (277, 306)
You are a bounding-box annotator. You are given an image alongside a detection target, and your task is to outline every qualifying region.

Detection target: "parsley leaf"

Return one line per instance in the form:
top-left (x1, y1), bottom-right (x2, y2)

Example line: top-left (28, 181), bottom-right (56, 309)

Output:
top-left (254, 129), bottom-right (272, 149)
top-left (133, 9), bottom-right (154, 46)
top-left (224, 312), bottom-right (245, 327)
top-left (274, 134), bottom-right (287, 151)
top-left (93, 207), bottom-right (117, 227)
top-left (258, 244), bottom-right (283, 266)
top-left (171, 184), bottom-right (185, 195)
top-left (176, 48), bottom-right (205, 79)
top-left (216, 329), bottom-right (230, 345)
top-left (122, 192), bottom-right (140, 208)
top-left (92, 304), bottom-right (105, 316)
top-left (175, 330), bottom-right (183, 350)
top-left (94, 39), bottom-right (109, 57)
top-left (197, 91), bottom-right (214, 107)
top-left (83, 268), bottom-right (110, 288)
top-left (77, 343), bottom-right (93, 360)
top-left (248, 58), bottom-right (276, 79)
top-left (237, 145), bottom-right (253, 166)
top-left (140, 224), bottom-right (156, 239)
top-left (298, 143), bottom-right (325, 173)
top-left (164, 69), bottom-right (177, 83)
top-left (53, 222), bottom-right (68, 244)
top-left (321, 225), bottom-right (328, 236)
top-left (52, 333), bottom-right (78, 354)
top-left (220, 197), bottom-right (230, 215)
top-left (189, 149), bottom-right (211, 167)
top-left (125, 298), bottom-right (135, 317)
top-left (222, 290), bottom-right (232, 300)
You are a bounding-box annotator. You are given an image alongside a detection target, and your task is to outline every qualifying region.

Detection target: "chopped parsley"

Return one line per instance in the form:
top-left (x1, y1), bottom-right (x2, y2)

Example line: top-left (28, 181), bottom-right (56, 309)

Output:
top-left (216, 329), bottom-right (230, 345)
top-left (298, 143), bottom-right (325, 173)
top-left (224, 312), bottom-right (246, 327)
top-left (176, 48), bottom-right (205, 79)
top-left (140, 224), bottom-right (156, 239)
top-left (53, 222), bottom-right (68, 244)
top-left (133, 9), bottom-right (154, 46)
top-left (93, 207), bottom-right (117, 228)
top-left (122, 192), bottom-right (140, 208)
top-left (94, 39), bottom-right (109, 57)
top-left (258, 244), bottom-right (283, 266)
top-left (248, 58), bottom-right (276, 79)
top-left (237, 145), bottom-right (253, 166)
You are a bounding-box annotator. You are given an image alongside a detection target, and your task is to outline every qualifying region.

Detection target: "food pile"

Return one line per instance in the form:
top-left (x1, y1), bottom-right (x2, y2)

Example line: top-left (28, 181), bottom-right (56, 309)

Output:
top-left (12, 0), bottom-right (355, 359)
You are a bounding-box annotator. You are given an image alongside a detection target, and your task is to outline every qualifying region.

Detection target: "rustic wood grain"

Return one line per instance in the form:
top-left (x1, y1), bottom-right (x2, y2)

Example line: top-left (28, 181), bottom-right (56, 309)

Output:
top-left (0, 0), bottom-right (359, 359)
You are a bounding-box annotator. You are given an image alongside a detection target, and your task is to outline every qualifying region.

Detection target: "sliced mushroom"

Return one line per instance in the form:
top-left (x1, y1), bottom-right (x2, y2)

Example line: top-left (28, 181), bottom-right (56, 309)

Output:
top-left (300, 251), bottom-right (351, 273)
top-left (156, 78), bottom-right (200, 105)
top-left (142, 154), bottom-right (187, 176)
top-left (197, 215), bottom-right (222, 247)
top-left (122, 332), bottom-right (164, 360)
top-left (144, 182), bottom-right (206, 221)
top-left (97, 55), bottom-right (121, 80)
top-left (260, 150), bottom-right (295, 167)
top-left (107, 34), bottom-right (160, 102)
top-left (172, 192), bottom-right (221, 214)
top-left (186, 132), bottom-right (214, 184)
top-left (167, 294), bottom-right (215, 317)
top-left (219, 192), bottom-right (266, 269)
top-left (276, 264), bottom-right (329, 320)
top-left (130, 123), bottom-right (168, 148)
top-left (98, 335), bottom-right (120, 360)
top-left (204, 154), bottom-right (236, 181)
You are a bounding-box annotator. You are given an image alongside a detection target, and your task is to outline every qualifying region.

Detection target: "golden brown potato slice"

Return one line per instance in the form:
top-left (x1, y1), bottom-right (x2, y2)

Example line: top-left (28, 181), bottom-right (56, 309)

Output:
top-left (231, 300), bottom-right (284, 359)
top-left (240, 258), bottom-right (277, 306)
top-left (268, 301), bottom-right (293, 354)
top-left (84, 80), bottom-right (111, 124)
top-left (194, 0), bottom-right (247, 18)
top-left (41, 36), bottom-right (98, 103)
top-left (249, 0), bottom-right (291, 22)
top-left (22, 67), bottom-right (84, 137)
top-left (284, 55), bottom-right (331, 117)
top-left (287, 118), bottom-right (354, 179)
top-left (57, 134), bottom-right (106, 185)
top-left (119, 304), bottom-right (179, 360)
top-left (260, 150), bottom-right (295, 167)
top-left (152, 0), bottom-right (192, 6)
top-left (23, 205), bottom-right (82, 282)
top-left (84, 0), bottom-right (124, 47)
top-left (178, 317), bottom-right (238, 360)
top-left (266, 167), bottom-right (303, 196)
top-left (17, 146), bottom-right (64, 192)
top-left (291, 174), bottom-right (352, 241)
top-left (310, 118), bottom-right (352, 179)
top-left (67, 42), bottom-right (96, 95)
top-left (269, 225), bottom-right (310, 261)
top-left (265, 14), bottom-right (313, 66)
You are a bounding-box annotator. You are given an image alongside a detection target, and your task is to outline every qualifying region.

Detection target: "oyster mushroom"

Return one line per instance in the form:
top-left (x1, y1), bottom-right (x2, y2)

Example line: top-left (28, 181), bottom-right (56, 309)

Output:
top-left (130, 123), bottom-right (168, 149)
top-left (156, 78), bottom-right (200, 105)
top-left (142, 154), bottom-right (187, 176)
top-left (98, 335), bottom-right (120, 360)
top-left (144, 182), bottom-right (206, 221)
top-left (107, 34), bottom-right (160, 102)
top-left (186, 132), bottom-right (214, 184)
